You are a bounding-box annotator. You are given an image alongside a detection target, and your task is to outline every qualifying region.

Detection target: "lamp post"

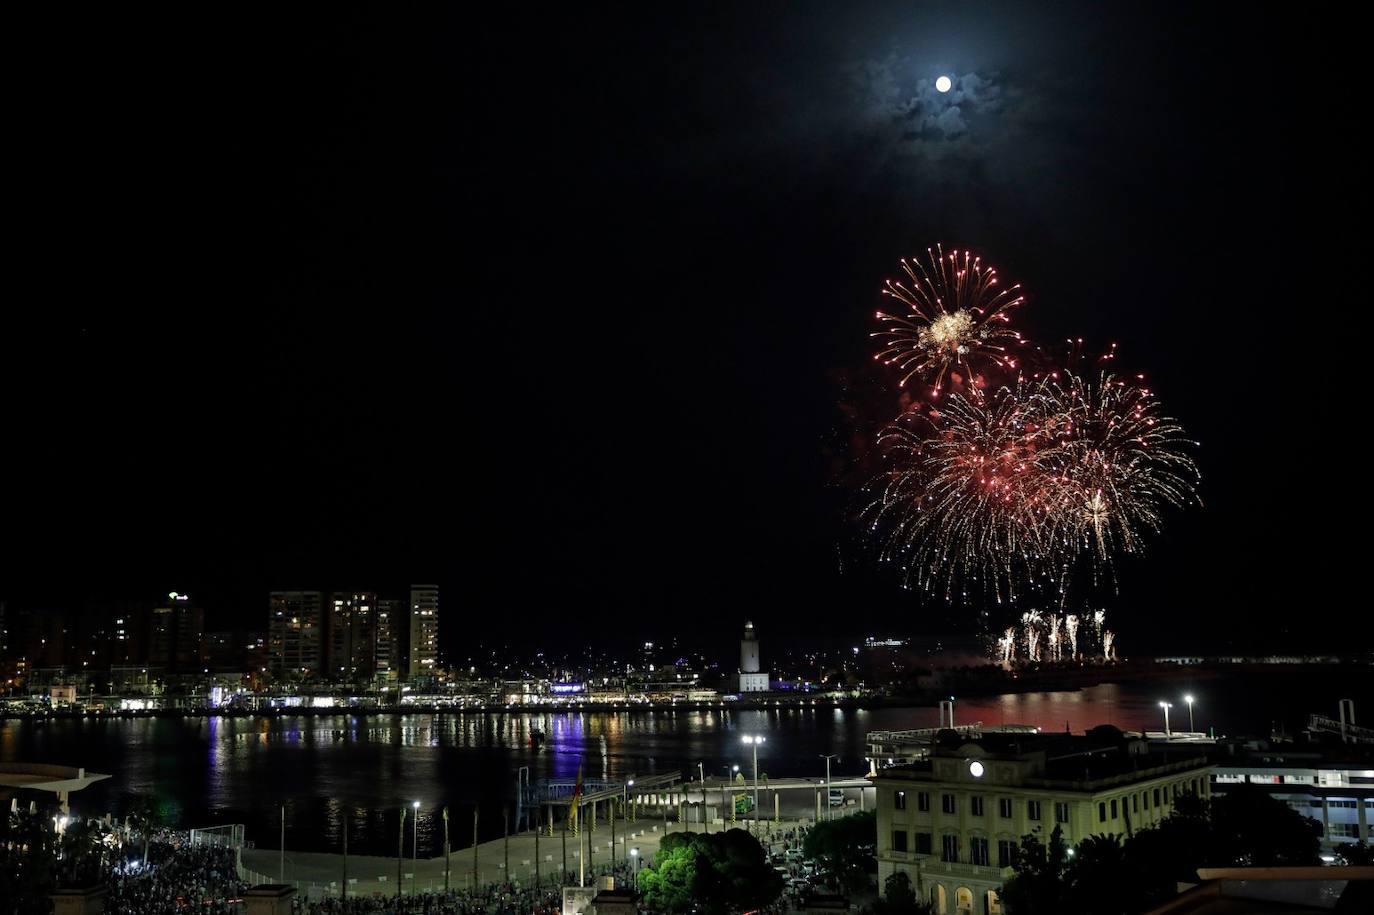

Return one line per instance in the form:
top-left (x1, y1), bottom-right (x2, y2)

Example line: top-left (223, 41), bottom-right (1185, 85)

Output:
top-left (723, 765), bottom-right (739, 824)
top-left (1184, 694), bottom-right (1195, 733)
top-left (819, 754), bottom-right (838, 821)
top-left (630, 846), bottom-right (640, 876)
top-left (1159, 701), bottom-right (1173, 737)
top-left (396, 807), bottom-right (406, 908)
top-left (411, 801), bottom-right (420, 895)
top-left (697, 763), bottom-right (707, 832)
top-left (742, 736), bottom-right (766, 833)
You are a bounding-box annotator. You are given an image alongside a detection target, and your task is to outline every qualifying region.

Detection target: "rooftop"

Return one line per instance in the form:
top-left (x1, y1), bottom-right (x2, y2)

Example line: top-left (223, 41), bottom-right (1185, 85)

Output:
top-left (874, 725), bottom-right (1211, 787)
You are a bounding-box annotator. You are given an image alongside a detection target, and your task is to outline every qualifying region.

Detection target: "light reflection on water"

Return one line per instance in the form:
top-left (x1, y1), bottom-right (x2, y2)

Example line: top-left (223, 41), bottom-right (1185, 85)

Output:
top-left (0, 676), bottom-right (1358, 857)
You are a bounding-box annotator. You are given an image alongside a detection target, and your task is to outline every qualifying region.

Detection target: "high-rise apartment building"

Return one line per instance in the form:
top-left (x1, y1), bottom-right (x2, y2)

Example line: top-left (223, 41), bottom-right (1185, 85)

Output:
top-left (267, 591), bottom-right (324, 677)
top-left (326, 592), bottom-right (378, 681)
top-left (374, 598), bottom-right (403, 683)
top-left (148, 592), bottom-right (206, 674)
top-left (407, 585), bottom-right (439, 681)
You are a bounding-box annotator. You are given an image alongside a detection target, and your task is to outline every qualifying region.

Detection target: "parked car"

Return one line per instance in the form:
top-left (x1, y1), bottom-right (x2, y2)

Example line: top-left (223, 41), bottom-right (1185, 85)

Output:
top-left (827, 788), bottom-right (846, 807)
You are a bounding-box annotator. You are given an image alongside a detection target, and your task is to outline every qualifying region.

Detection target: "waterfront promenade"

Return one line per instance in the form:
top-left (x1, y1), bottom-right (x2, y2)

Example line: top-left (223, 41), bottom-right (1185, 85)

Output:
top-left (242, 816), bottom-right (808, 899)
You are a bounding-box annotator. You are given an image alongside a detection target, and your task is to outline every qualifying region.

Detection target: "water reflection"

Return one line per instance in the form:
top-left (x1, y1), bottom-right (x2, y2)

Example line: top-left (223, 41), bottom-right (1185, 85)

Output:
top-left (0, 675), bottom-right (1358, 856)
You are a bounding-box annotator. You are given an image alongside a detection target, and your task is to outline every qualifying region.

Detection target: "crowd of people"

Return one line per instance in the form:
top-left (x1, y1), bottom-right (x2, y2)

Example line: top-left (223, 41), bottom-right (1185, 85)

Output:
top-left (16, 816), bottom-right (818, 914)
top-left (104, 837), bottom-right (247, 915)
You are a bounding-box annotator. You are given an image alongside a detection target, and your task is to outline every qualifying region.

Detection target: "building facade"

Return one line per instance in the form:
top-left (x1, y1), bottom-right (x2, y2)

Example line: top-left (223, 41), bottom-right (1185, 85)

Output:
top-left (407, 585), bottom-right (439, 681)
top-left (267, 591), bottom-right (323, 678)
top-left (871, 729), bottom-right (1213, 915)
top-left (326, 592), bottom-right (378, 682)
top-left (373, 598), bottom-right (403, 684)
top-left (1211, 741), bottom-right (1374, 857)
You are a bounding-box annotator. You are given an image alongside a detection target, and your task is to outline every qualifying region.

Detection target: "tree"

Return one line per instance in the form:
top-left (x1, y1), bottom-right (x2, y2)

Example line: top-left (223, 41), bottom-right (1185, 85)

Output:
top-left (0, 806), bottom-right (62, 915)
top-left (637, 828), bottom-right (783, 915)
top-left (999, 825), bottom-right (1070, 915)
top-left (873, 871), bottom-right (932, 915)
top-left (638, 834), bottom-right (699, 914)
top-left (1003, 787), bottom-right (1325, 915)
top-left (802, 810), bottom-right (876, 892)
top-left (1206, 784), bottom-right (1321, 867)
top-left (1062, 834), bottom-right (1130, 915)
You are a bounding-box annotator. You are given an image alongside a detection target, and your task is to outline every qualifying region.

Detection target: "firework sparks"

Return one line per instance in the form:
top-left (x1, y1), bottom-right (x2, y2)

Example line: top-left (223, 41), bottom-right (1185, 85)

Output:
top-left (990, 610), bottom-right (1118, 664)
top-left (872, 245), bottom-right (1025, 397)
top-left (864, 371), bottom-right (1199, 600)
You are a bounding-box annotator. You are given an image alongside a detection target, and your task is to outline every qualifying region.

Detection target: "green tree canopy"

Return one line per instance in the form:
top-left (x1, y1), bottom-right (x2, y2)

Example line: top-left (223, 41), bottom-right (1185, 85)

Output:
top-left (802, 809), bottom-right (876, 892)
top-left (638, 828), bottom-right (783, 914)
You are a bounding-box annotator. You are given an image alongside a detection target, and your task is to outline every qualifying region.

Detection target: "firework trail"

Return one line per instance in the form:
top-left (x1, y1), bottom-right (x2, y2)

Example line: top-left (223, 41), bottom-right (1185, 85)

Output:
top-left (1047, 614), bottom-right (1063, 661)
top-left (1103, 630), bottom-right (1116, 661)
top-left (872, 246), bottom-right (1025, 398)
top-left (1065, 614), bottom-right (1080, 659)
top-left (998, 627), bottom-right (1016, 665)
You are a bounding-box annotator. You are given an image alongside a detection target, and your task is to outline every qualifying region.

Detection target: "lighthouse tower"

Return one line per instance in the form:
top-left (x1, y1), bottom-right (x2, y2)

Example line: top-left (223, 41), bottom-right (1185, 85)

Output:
top-left (738, 621), bottom-right (770, 692)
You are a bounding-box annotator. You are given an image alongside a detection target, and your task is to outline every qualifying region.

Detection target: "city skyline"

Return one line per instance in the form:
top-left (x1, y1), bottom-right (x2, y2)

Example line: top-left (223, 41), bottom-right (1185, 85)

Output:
top-left (4, 4), bottom-right (1368, 656)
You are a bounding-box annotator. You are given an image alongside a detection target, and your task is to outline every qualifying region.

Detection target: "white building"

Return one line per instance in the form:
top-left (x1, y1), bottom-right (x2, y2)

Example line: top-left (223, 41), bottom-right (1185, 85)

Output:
top-left (408, 584), bottom-right (440, 681)
top-left (1212, 744), bottom-right (1374, 857)
top-left (872, 727), bottom-right (1213, 914)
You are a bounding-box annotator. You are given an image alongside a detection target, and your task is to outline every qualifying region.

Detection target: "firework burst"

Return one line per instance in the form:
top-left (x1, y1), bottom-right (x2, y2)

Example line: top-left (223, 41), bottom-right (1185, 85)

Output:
top-left (872, 245), bottom-right (1026, 397)
top-left (863, 371), bottom-right (1199, 601)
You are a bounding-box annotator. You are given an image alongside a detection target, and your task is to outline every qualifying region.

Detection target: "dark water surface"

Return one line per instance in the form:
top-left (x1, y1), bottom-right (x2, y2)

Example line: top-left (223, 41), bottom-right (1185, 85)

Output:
top-left (3, 670), bottom-right (1365, 857)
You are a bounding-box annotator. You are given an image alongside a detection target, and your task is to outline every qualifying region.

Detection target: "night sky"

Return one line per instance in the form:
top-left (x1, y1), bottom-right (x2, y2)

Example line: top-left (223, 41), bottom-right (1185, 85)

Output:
top-left (7, 4), bottom-right (1365, 654)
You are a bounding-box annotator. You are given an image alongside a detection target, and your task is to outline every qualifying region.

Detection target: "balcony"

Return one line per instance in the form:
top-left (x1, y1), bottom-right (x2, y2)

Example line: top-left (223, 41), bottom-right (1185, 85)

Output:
top-left (879, 852), bottom-right (1012, 882)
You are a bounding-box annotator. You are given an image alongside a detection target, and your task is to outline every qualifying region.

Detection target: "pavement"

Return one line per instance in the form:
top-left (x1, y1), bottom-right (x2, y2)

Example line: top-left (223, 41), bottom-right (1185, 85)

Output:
top-left (242, 814), bottom-right (819, 899)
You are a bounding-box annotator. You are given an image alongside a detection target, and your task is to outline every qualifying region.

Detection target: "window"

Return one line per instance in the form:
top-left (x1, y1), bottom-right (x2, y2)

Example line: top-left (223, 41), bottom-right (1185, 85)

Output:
top-left (998, 839), bottom-right (1017, 868)
top-left (1055, 802), bottom-right (1070, 824)
top-left (1132, 794), bottom-right (1139, 814)
top-left (1110, 799), bottom-right (1118, 819)
top-left (1173, 784), bottom-right (1180, 800)
top-left (1027, 800), bottom-right (1042, 821)
top-left (1098, 802), bottom-right (1107, 823)
top-left (894, 790), bottom-right (907, 810)
top-left (918, 791), bottom-right (931, 812)
top-left (941, 834), bottom-right (959, 863)
top-left (892, 830), bottom-right (909, 852)
top-left (1153, 787), bottom-right (1161, 808)
top-left (1191, 778), bottom-right (1198, 795)
top-left (970, 836), bottom-right (990, 866)
top-left (942, 793), bottom-right (957, 814)
top-left (971, 796), bottom-right (985, 816)
top-left (1329, 823), bottom-right (1360, 838)
top-left (916, 832), bottom-right (933, 855)
top-left (999, 798), bottom-right (1013, 818)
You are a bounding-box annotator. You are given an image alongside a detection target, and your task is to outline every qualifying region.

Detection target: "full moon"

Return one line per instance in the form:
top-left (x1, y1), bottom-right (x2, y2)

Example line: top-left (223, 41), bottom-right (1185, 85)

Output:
top-left (936, 75), bottom-right (952, 93)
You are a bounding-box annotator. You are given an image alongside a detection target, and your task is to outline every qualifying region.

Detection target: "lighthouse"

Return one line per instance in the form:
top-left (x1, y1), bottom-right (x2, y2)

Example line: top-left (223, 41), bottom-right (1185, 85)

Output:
top-left (738, 621), bottom-right (770, 693)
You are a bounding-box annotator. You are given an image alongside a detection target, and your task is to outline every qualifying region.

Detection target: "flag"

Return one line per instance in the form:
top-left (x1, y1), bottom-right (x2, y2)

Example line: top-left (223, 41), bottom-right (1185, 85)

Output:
top-left (569, 764), bottom-right (583, 832)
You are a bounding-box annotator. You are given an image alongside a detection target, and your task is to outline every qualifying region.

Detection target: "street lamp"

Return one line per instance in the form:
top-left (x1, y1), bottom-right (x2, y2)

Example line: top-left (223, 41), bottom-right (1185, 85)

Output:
top-left (697, 762), bottom-right (706, 830)
top-left (723, 765), bottom-right (739, 823)
top-left (412, 801), bottom-right (420, 894)
top-left (1184, 694), bottom-right (1195, 733)
top-left (630, 847), bottom-right (640, 875)
top-left (1159, 701), bottom-right (1173, 737)
top-left (819, 754), bottom-right (839, 821)
top-left (742, 736), bottom-right (767, 833)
